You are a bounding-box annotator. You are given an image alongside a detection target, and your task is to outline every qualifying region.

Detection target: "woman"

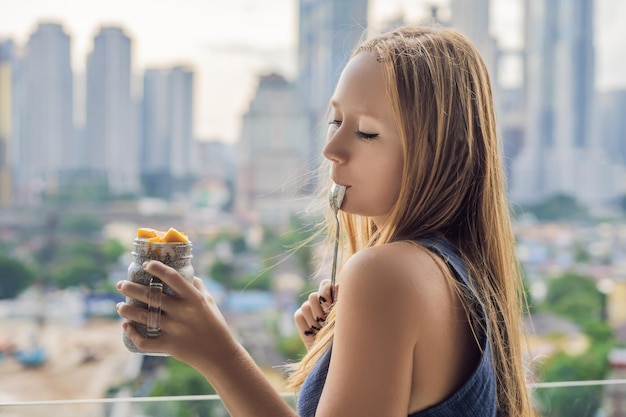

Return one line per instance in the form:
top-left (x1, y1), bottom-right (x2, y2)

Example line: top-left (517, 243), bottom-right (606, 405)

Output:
top-left (117, 26), bottom-right (535, 416)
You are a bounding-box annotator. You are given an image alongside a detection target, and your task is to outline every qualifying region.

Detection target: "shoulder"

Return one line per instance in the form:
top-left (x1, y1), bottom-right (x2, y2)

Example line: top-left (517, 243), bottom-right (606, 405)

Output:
top-left (335, 241), bottom-right (456, 336)
top-left (339, 241), bottom-right (449, 303)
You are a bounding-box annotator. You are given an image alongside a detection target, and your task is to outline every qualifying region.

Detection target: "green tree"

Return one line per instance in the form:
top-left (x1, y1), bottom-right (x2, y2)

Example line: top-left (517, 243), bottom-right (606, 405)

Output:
top-left (60, 213), bottom-right (103, 235)
top-left (535, 344), bottom-right (611, 417)
top-left (100, 238), bottom-right (126, 263)
top-left (276, 333), bottom-right (307, 362)
top-left (145, 358), bottom-right (222, 417)
top-left (52, 256), bottom-right (107, 288)
top-left (208, 259), bottom-right (236, 288)
top-left (523, 194), bottom-right (588, 221)
top-left (0, 255), bottom-right (36, 299)
top-left (543, 272), bottom-right (602, 325)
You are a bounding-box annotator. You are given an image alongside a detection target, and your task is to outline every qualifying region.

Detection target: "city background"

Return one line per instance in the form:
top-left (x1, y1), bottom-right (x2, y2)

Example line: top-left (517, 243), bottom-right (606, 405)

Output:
top-left (0, 0), bottom-right (625, 416)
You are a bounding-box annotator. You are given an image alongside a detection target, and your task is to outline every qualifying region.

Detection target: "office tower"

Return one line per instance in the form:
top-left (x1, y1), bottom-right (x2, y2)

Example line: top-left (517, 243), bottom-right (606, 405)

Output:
top-left (297, 0), bottom-right (369, 161)
top-left (15, 23), bottom-right (74, 198)
top-left (597, 89), bottom-right (626, 166)
top-left (141, 66), bottom-right (195, 195)
top-left (85, 26), bottom-right (138, 194)
top-left (449, 0), bottom-right (499, 82)
top-left (0, 40), bottom-right (15, 207)
top-left (236, 73), bottom-right (312, 225)
top-left (511, 0), bottom-right (618, 206)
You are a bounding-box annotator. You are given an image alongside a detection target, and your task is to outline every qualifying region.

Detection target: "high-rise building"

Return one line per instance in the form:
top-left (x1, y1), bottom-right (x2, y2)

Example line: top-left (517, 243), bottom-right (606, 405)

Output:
top-left (297, 0), bottom-right (369, 161)
top-left (0, 40), bottom-right (15, 207)
top-left (85, 26), bottom-right (138, 194)
top-left (597, 89), bottom-right (626, 166)
top-left (15, 23), bottom-right (74, 198)
top-left (141, 66), bottom-right (195, 195)
top-left (511, 0), bottom-right (619, 206)
top-left (236, 73), bottom-right (311, 225)
top-left (449, 0), bottom-right (499, 83)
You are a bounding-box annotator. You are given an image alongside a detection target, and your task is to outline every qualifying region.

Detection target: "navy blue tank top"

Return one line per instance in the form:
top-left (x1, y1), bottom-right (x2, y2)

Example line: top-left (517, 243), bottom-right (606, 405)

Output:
top-left (296, 236), bottom-right (497, 417)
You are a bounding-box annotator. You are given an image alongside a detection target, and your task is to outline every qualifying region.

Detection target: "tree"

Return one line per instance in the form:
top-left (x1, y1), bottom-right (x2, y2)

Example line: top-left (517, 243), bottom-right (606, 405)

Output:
top-left (0, 256), bottom-right (36, 299)
top-left (60, 213), bottom-right (103, 235)
top-left (535, 344), bottom-right (610, 417)
top-left (543, 272), bottom-right (602, 325)
top-left (145, 358), bottom-right (223, 417)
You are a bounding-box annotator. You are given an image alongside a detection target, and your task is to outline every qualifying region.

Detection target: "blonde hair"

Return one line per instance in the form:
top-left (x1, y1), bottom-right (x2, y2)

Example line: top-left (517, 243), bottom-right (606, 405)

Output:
top-left (288, 26), bottom-right (535, 417)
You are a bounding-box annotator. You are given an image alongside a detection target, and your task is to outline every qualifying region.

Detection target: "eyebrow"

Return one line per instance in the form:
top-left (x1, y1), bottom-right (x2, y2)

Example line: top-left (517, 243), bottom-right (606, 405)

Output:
top-left (329, 99), bottom-right (381, 119)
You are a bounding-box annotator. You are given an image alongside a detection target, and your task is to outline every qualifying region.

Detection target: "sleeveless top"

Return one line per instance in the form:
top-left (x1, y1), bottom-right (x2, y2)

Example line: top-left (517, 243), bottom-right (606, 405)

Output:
top-left (296, 236), bottom-right (497, 417)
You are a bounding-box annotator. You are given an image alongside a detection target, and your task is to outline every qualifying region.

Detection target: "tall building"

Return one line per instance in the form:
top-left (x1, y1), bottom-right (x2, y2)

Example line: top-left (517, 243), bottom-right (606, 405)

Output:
top-left (0, 40), bottom-right (14, 207)
top-left (597, 89), bottom-right (626, 166)
top-left (141, 66), bottom-right (195, 195)
top-left (236, 73), bottom-right (311, 225)
top-left (511, 0), bottom-right (619, 206)
top-left (449, 0), bottom-right (499, 83)
top-left (297, 0), bottom-right (369, 161)
top-left (85, 26), bottom-right (138, 194)
top-left (15, 23), bottom-right (74, 198)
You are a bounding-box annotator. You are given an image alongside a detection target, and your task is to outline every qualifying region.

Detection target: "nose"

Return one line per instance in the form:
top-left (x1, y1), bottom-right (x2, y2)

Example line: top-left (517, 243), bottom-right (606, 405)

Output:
top-left (322, 131), bottom-right (347, 164)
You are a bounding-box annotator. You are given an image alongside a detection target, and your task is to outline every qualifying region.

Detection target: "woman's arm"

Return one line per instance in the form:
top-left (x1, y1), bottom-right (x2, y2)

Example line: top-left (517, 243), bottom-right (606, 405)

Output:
top-left (117, 260), bottom-right (297, 417)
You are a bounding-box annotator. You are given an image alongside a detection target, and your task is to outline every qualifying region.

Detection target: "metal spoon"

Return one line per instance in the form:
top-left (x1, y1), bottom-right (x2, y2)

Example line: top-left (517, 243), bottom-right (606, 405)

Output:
top-left (329, 182), bottom-right (346, 302)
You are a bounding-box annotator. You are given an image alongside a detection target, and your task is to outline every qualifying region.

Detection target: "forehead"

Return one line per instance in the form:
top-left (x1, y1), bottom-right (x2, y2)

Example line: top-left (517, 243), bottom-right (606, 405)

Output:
top-left (331, 51), bottom-right (391, 117)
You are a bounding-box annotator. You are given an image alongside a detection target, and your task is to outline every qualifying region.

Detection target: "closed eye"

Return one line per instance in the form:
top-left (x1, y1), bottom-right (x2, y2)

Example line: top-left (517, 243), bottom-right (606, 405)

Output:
top-left (356, 131), bottom-right (379, 140)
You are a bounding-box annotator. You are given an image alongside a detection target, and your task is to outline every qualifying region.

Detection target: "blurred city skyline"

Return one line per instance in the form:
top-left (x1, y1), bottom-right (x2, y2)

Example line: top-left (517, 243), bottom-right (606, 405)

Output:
top-left (0, 0), bottom-right (624, 144)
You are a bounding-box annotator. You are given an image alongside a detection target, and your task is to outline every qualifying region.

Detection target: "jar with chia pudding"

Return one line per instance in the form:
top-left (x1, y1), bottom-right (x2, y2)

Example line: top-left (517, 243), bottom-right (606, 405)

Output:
top-left (124, 234), bottom-right (194, 355)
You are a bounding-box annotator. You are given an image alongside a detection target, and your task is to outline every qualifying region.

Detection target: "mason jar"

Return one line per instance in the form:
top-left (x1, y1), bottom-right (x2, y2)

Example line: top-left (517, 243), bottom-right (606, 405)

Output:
top-left (124, 238), bottom-right (194, 355)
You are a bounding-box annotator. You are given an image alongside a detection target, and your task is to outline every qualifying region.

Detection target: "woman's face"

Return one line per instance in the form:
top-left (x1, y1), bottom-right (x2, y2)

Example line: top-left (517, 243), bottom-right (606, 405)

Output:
top-left (323, 51), bottom-right (404, 227)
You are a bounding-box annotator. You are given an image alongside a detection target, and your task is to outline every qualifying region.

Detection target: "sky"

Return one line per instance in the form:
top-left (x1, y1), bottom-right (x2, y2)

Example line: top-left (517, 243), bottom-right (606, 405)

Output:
top-left (0, 0), bottom-right (624, 143)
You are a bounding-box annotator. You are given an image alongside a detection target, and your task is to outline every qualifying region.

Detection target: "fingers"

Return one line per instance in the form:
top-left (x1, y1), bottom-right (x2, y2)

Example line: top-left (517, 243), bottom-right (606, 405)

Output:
top-left (294, 280), bottom-right (339, 349)
top-left (142, 260), bottom-right (193, 296)
top-left (122, 321), bottom-right (166, 353)
top-left (317, 279), bottom-right (336, 312)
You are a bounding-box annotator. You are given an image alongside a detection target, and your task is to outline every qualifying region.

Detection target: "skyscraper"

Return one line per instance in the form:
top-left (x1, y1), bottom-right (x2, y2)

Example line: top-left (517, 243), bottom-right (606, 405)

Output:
top-left (511, 0), bottom-right (619, 206)
top-left (236, 73), bottom-right (311, 225)
top-left (297, 0), bottom-right (369, 161)
top-left (0, 40), bottom-right (14, 207)
top-left (449, 0), bottom-right (499, 82)
top-left (16, 23), bottom-right (74, 198)
top-left (85, 26), bottom-right (138, 194)
top-left (141, 66), bottom-right (195, 195)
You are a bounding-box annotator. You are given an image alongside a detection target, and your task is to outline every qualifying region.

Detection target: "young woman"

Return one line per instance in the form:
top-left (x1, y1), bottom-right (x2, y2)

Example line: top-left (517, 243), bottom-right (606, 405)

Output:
top-left (117, 26), bottom-right (536, 416)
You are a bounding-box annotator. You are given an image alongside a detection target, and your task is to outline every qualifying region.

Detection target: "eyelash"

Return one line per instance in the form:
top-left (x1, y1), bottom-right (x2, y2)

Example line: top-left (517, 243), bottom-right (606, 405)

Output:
top-left (328, 120), bottom-right (379, 140)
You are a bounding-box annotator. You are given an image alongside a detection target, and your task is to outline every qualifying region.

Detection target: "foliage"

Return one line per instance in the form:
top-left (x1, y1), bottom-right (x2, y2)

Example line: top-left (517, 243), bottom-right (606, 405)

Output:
top-left (535, 344), bottom-right (611, 417)
top-left (100, 238), bottom-right (126, 263)
top-left (519, 194), bottom-right (589, 221)
top-left (208, 259), bottom-right (236, 288)
top-left (543, 272), bottom-right (602, 325)
top-left (146, 358), bottom-right (222, 417)
top-left (276, 333), bottom-right (307, 362)
top-left (60, 213), bottom-right (103, 235)
top-left (0, 255), bottom-right (36, 299)
top-left (535, 271), bottom-right (616, 417)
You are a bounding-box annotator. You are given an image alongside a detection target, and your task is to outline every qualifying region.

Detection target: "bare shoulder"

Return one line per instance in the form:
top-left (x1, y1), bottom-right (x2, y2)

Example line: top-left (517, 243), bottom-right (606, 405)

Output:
top-left (339, 241), bottom-right (449, 302)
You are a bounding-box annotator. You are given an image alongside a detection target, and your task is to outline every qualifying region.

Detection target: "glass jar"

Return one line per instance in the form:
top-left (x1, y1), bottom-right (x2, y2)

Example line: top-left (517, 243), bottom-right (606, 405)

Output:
top-left (124, 238), bottom-right (194, 355)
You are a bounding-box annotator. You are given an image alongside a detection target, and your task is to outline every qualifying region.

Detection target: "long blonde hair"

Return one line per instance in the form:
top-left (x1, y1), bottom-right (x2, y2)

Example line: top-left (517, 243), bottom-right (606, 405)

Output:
top-left (288, 26), bottom-right (534, 417)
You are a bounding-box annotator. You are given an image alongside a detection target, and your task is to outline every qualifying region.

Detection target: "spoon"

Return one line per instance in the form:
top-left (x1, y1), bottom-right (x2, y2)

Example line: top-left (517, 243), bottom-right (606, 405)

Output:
top-left (329, 182), bottom-right (346, 302)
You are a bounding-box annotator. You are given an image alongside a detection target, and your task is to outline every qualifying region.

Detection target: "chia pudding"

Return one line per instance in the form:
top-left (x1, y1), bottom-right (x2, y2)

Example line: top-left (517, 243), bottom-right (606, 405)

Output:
top-left (124, 237), bottom-right (194, 355)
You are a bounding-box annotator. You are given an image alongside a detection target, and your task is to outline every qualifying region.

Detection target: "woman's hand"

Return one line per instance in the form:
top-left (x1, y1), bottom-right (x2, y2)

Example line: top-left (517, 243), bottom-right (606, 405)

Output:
top-left (293, 279), bottom-right (337, 350)
top-left (116, 260), bottom-right (234, 370)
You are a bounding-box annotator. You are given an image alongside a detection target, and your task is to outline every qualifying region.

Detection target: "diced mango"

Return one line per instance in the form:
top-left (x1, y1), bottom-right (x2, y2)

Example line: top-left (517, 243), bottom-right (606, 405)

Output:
top-left (162, 228), bottom-right (189, 242)
top-left (137, 228), bottom-right (159, 239)
top-left (137, 227), bottom-right (188, 243)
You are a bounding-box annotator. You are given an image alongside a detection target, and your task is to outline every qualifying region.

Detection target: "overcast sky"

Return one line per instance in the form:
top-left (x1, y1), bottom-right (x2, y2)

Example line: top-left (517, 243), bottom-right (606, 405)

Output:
top-left (0, 0), bottom-right (624, 143)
